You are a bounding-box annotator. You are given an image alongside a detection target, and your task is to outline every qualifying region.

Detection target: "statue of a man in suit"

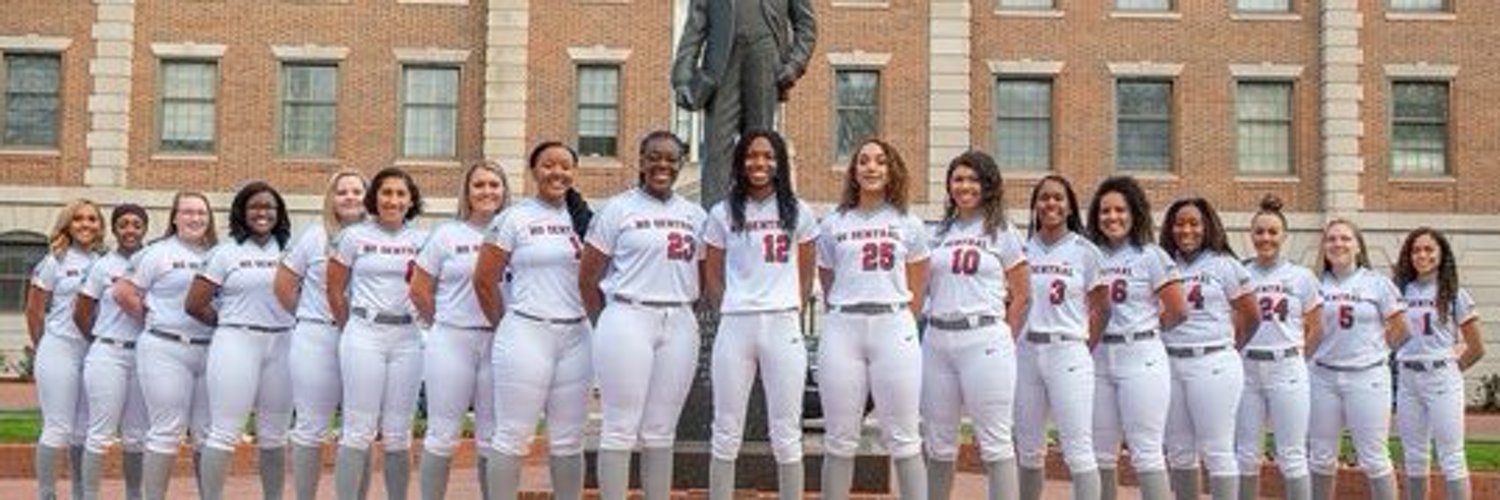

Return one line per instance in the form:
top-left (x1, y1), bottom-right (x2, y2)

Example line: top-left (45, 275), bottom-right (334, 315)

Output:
top-left (672, 0), bottom-right (816, 206)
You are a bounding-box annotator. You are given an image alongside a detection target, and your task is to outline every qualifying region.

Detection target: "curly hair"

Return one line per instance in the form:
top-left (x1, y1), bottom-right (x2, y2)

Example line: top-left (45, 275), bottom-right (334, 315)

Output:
top-left (939, 150), bottom-right (1007, 238)
top-left (1087, 175), bottom-right (1154, 248)
top-left (838, 138), bottom-right (909, 213)
top-left (1393, 227), bottom-right (1460, 326)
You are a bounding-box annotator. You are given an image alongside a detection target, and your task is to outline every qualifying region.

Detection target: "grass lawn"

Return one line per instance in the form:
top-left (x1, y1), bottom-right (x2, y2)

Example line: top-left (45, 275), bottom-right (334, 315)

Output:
top-left (0, 411), bottom-right (42, 444)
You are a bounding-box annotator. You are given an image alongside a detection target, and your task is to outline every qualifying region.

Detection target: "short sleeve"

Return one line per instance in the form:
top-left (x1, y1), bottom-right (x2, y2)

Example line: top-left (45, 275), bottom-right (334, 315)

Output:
top-left (995, 228), bottom-right (1027, 271)
top-left (1455, 288), bottom-right (1479, 325)
top-left (488, 208), bottom-right (522, 252)
top-left (903, 215), bottom-right (930, 262)
top-left (30, 254), bottom-right (59, 291)
top-left (413, 225), bottom-right (448, 276)
top-left (199, 244), bottom-right (233, 286)
top-left (583, 200), bottom-right (620, 256)
top-left (1298, 268), bottom-right (1324, 313)
top-left (794, 202), bottom-right (819, 244)
top-left (128, 245), bottom-right (161, 291)
top-left (693, 209), bottom-right (708, 261)
top-left (79, 261), bottom-right (109, 299)
top-left (1148, 246), bottom-right (1181, 291)
top-left (282, 227), bottom-right (319, 278)
top-left (1374, 275), bottom-right (1406, 319)
top-left (703, 203), bottom-right (729, 249)
top-left (332, 225), bottom-right (361, 267)
top-left (1221, 258), bottom-right (1252, 301)
top-left (815, 216), bottom-right (835, 269)
top-left (1081, 243), bottom-right (1105, 291)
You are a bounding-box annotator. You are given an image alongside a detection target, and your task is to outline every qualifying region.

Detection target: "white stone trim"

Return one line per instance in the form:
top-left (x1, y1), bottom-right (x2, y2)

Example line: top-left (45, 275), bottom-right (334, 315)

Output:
top-left (0, 34), bottom-right (72, 52)
top-left (826, 50), bottom-right (892, 69)
top-left (150, 42), bottom-right (227, 59)
top-left (86, 1), bottom-right (136, 188)
top-left (1383, 63), bottom-right (1459, 80)
top-left (271, 44), bottom-right (350, 62)
top-left (397, 0), bottom-right (468, 4)
top-left (1229, 63), bottom-right (1303, 80)
top-left (927, 0), bottom-right (970, 203)
top-left (1385, 12), bottom-right (1455, 22)
top-left (392, 47), bottom-right (470, 64)
top-left (988, 59), bottom-right (1064, 76)
top-left (566, 45), bottom-right (632, 64)
top-left (1108, 11), bottom-right (1182, 21)
top-left (1107, 61), bottom-right (1184, 78)
top-left (994, 9), bottom-right (1064, 18)
top-left (1230, 12), bottom-right (1300, 22)
top-left (484, 0), bottom-right (530, 195)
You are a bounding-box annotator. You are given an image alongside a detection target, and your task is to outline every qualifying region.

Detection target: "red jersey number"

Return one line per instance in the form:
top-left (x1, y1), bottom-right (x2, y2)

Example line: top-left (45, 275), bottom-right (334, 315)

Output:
top-left (762, 233), bottom-right (790, 263)
top-left (860, 242), bottom-right (895, 271)
top-left (666, 232), bottom-right (695, 262)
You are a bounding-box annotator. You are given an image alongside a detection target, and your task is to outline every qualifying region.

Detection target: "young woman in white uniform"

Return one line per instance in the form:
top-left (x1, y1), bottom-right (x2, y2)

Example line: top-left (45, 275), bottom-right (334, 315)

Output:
top-left (702, 130), bottom-right (818, 500)
top-left (75, 204), bottom-right (150, 500)
top-left (191, 182), bottom-right (297, 500)
top-left (274, 170), bottom-right (367, 500)
top-left (1015, 175), bottom-right (1105, 500)
top-left (1307, 219), bottom-right (1406, 500)
top-left (115, 192), bottom-right (219, 500)
top-left (1393, 228), bottom-right (1484, 500)
top-left (815, 138), bottom-right (930, 500)
top-left (920, 151), bottom-right (1029, 500)
top-left (28, 199), bottom-right (106, 500)
top-left (328, 168), bottom-right (430, 500)
top-left (1233, 195), bottom-right (1321, 500)
top-left (410, 160), bottom-right (508, 499)
top-left (478, 141), bottom-right (595, 500)
top-left (1085, 176), bottom-right (1186, 500)
top-left (1158, 198), bottom-right (1258, 500)
top-left (579, 131), bottom-right (706, 500)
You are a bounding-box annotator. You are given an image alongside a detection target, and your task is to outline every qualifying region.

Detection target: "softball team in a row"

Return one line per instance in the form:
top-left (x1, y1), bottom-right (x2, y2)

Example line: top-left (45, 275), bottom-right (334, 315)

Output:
top-left (28, 129), bottom-right (1483, 500)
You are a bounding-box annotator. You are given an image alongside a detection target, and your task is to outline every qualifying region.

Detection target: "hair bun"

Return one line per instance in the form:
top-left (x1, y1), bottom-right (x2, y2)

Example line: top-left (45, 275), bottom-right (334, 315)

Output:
top-left (1259, 193), bottom-right (1284, 213)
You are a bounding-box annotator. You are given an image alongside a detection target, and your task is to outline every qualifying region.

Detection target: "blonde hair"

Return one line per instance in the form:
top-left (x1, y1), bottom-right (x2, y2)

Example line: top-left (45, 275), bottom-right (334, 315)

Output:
top-left (1317, 217), bottom-right (1372, 276)
top-left (322, 169), bottom-right (368, 234)
top-left (456, 159), bottom-right (510, 222)
top-left (48, 199), bottom-right (107, 257)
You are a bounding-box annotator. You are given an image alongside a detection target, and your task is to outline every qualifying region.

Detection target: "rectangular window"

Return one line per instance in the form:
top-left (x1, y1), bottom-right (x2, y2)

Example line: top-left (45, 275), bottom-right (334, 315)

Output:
top-left (1116, 0), bottom-right (1172, 11)
top-left (1389, 0), bottom-right (1446, 12)
top-left (576, 65), bottom-right (619, 158)
top-left (1115, 80), bottom-right (1173, 171)
top-left (158, 60), bottom-right (218, 153)
top-left (1390, 81), bottom-right (1448, 175)
top-left (3, 54), bottom-right (62, 148)
top-left (835, 69), bottom-right (880, 160)
top-left (1236, 82), bottom-right (1294, 174)
top-left (280, 63), bottom-right (338, 157)
top-left (1237, 0), bottom-right (1291, 12)
top-left (400, 65), bottom-right (459, 159)
top-left (998, 0), bottom-right (1054, 9)
top-left (993, 79), bottom-right (1051, 170)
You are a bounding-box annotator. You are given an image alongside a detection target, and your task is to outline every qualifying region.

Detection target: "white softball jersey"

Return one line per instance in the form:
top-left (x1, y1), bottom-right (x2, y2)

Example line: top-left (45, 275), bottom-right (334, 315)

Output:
top-left (78, 251), bottom-right (143, 341)
top-left (1397, 281), bottom-right (1478, 361)
top-left (1022, 232), bottom-right (1104, 337)
top-left (332, 222), bottom-right (428, 317)
top-left (1313, 267), bottom-right (1405, 368)
top-left (199, 239), bottom-right (294, 328)
top-left (1165, 251), bottom-right (1251, 347)
top-left (1099, 243), bottom-right (1180, 336)
top-left (1243, 260), bottom-right (1323, 350)
top-left (704, 197), bottom-right (819, 313)
top-left (926, 220), bottom-right (1026, 318)
top-left (282, 224), bottom-right (334, 322)
top-left (129, 237), bottom-right (212, 338)
top-left (584, 188), bottom-right (707, 303)
top-left (489, 198), bottom-right (586, 319)
top-left (815, 205), bottom-right (931, 306)
top-left (415, 221), bottom-right (492, 329)
top-left (31, 248), bottom-right (98, 340)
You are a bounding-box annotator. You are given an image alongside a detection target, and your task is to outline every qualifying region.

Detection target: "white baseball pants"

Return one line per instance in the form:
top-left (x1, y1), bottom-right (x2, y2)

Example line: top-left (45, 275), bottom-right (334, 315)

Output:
top-left (83, 340), bottom-right (147, 454)
top-left (422, 324), bottom-right (495, 457)
top-left (289, 320), bottom-right (342, 447)
top-left (1396, 363), bottom-right (1468, 480)
top-left (1234, 353), bottom-right (1310, 479)
top-left (1165, 347), bottom-right (1243, 476)
top-left (338, 317), bottom-right (423, 451)
top-left (136, 333), bottom-right (210, 454)
top-left (818, 309), bottom-right (923, 459)
top-left (490, 313), bottom-right (592, 457)
top-left (1014, 336), bottom-right (1097, 473)
top-left (711, 310), bottom-right (807, 464)
top-left (921, 321), bottom-right (1016, 463)
top-left (1307, 363), bottom-right (1394, 478)
top-left (35, 334), bottom-right (90, 448)
top-left (202, 326), bottom-right (293, 451)
top-left (593, 302), bottom-right (700, 451)
top-left (1092, 337), bottom-right (1171, 473)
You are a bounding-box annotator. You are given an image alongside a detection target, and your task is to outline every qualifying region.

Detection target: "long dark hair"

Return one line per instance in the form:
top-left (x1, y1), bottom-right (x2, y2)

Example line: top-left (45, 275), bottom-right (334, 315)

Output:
top-left (365, 167), bottom-right (424, 221)
top-left (728, 130), bottom-right (799, 233)
top-left (838, 138), bottom-right (910, 213)
top-left (939, 150), bottom-right (1007, 238)
top-left (1394, 227), bottom-right (1460, 326)
top-left (1160, 197), bottom-right (1234, 260)
top-left (228, 181), bottom-right (291, 249)
top-left (1087, 175), bottom-right (1154, 248)
top-left (1027, 174), bottom-right (1083, 237)
top-left (529, 141), bottom-right (593, 236)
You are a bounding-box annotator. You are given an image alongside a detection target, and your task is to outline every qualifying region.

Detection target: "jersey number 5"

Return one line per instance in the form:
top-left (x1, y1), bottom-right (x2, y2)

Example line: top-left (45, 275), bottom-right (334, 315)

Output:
top-left (762, 234), bottom-right (791, 263)
top-left (861, 242), bottom-right (895, 271)
top-left (667, 233), bottom-right (695, 262)
top-left (1337, 304), bottom-right (1355, 329)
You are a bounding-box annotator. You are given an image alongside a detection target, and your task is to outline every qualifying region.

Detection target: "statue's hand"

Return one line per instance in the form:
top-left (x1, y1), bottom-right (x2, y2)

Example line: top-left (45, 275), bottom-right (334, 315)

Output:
top-left (674, 85), bottom-right (699, 111)
top-left (776, 64), bottom-right (800, 90)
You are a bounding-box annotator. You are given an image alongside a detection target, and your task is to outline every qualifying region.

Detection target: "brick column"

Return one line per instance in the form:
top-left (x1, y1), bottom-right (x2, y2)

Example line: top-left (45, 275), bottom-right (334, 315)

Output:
top-left (929, 0), bottom-right (971, 203)
top-left (1319, 0), bottom-right (1364, 214)
top-left (85, 0), bottom-right (135, 187)
top-left (485, 0), bottom-right (530, 194)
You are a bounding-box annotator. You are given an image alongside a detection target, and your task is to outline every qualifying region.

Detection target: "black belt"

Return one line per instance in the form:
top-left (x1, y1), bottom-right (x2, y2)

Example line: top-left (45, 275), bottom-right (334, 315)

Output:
top-left (513, 309), bottom-right (587, 325)
top-left (148, 328), bottom-right (211, 346)
top-left (1245, 347), bottom-right (1300, 361)
top-left (1166, 344), bottom-right (1230, 358)
top-left (830, 302), bottom-right (906, 315)
top-left (222, 323), bottom-right (293, 334)
top-left (95, 337), bottom-right (137, 349)
top-left (350, 307), bottom-right (414, 325)
top-left (611, 295), bottom-right (693, 308)
top-left (927, 315), bottom-right (998, 331)
top-left (1314, 359), bottom-right (1385, 372)
top-left (1400, 359), bottom-right (1452, 372)
top-left (1101, 330), bottom-right (1157, 344)
top-left (1024, 331), bottom-right (1082, 344)
top-left (439, 322), bottom-right (494, 332)
top-left (297, 317), bottom-right (333, 325)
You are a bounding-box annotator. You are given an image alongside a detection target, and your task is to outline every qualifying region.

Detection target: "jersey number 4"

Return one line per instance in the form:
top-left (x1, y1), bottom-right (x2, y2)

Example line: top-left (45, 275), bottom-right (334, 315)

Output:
top-left (762, 234), bottom-right (791, 263)
top-left (861, 242), bottom-right (895, 271)
top-left (666, 233), bottom-right (695, 262)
